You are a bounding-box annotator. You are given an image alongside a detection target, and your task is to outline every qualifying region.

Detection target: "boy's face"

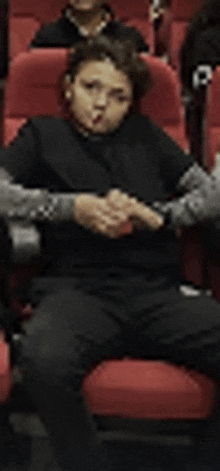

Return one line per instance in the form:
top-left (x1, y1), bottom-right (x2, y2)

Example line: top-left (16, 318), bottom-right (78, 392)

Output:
top-left (67, 59), bottom-right (133, 135)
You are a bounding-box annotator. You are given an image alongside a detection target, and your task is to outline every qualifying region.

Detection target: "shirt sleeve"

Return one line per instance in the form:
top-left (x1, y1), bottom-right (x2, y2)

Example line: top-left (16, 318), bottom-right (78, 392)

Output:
top-left (152, 162), bottom-right (220, 229)
top-left (0, 119), bottom-right (38, 182)
top-left (147, 120), bottom-right (220, 229)
top-left (30, 24), bottom-right (56, 48)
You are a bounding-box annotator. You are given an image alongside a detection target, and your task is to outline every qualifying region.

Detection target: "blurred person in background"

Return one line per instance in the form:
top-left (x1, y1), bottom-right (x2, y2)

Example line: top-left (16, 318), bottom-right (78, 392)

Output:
top-left (180, 0), bottom-right (220, 97)
top-left (31, 0), bottom-right (149, 52)
top-left (180, 0), bottom-right (220, 163)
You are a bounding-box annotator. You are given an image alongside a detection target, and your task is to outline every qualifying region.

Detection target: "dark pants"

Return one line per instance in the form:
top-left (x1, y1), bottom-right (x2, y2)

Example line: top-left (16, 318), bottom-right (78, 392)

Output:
top-left (17, 268), bottom-right (220, 470)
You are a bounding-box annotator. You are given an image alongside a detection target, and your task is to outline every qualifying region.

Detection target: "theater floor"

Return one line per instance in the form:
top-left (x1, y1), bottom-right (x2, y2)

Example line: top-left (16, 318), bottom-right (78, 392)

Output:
top-left (0, 381), bottom-right (217, 471)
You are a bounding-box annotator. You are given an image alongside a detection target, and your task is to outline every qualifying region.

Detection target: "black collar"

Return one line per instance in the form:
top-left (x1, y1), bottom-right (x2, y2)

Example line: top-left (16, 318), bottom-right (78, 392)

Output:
top-left (62, 3), bottom-right (114, 36)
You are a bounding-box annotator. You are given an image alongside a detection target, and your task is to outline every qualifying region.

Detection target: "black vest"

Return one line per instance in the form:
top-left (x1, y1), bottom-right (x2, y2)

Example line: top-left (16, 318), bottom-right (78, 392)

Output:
top-left (28, 114), bottom-right (180, 276)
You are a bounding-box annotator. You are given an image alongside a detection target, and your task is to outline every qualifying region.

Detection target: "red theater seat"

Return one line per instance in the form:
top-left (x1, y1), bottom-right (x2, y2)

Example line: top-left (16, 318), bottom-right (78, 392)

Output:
top-left (164, 0), bottom-right (203, 74)
top-left (106, 0), bottom-right (149, 20)
top-left (9, 0), bottom-right (67, 60)
top-left (0, 49), bottom-right (216, 442)
top-left (0, 331), bottom-right (12, 403)
top-left (9, 18), bottom-right (40, 61)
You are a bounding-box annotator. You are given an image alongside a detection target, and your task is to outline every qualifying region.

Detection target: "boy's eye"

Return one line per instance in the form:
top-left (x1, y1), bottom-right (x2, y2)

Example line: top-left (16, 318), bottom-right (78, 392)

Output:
top-left (84, 82), bottom-right (95, 89)
top-left (112, 93), bottom-right (127, 102)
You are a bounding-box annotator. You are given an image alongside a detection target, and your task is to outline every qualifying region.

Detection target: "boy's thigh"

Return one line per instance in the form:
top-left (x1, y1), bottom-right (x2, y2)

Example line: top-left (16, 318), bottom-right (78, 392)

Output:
top-left (130, 286), bottom-right (220, 377)
top-left (20, 278), bottom-right (127, 384)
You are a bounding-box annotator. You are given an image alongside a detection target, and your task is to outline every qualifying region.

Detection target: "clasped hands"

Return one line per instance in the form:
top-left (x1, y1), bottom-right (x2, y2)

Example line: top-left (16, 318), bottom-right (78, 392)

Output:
top-left (74, 188), bottom-right (164, 239)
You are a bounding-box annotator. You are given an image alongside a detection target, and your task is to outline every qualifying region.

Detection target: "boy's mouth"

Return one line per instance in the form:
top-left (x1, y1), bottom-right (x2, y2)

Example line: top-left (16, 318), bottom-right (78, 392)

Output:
top-left (93, 114), bottom-right (103, 124)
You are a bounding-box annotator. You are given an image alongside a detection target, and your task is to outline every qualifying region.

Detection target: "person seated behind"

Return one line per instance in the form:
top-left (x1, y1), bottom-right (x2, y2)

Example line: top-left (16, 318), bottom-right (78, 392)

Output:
top-left (3, 36), bottom-right (220, 471)
top-left (180, 0), bottom-right (220, 162)
top-left (31, 0), bottom-right (149, 53)
top-left (180, 0), bottom-right (220, 97)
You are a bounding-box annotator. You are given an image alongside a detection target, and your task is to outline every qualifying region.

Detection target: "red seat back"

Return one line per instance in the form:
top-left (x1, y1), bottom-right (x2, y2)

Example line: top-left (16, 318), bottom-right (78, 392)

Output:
top-left (108, 0), bottom-right (149, 20)
top-left (139, 54), bottom-right (188, 151)
top-left (4, 49), bottom-right (189, 150)
top-left (10, 0), bottom-right (66, 23)
top-left (167, 0), bottom-right (203, 73)
top-left (9, 0), bottom-right (67, 60)
top-left (3, 49), bottom-right (68, 145)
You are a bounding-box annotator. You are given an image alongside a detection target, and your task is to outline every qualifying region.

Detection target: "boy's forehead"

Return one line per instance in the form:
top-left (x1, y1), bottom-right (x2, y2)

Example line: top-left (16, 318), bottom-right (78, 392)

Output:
top-left (77, 60), bottom-right (130, 85)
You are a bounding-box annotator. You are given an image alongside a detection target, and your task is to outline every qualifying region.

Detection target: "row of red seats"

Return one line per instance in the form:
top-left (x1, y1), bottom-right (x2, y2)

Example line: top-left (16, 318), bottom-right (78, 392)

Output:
top-left (9, 0), bottom-right (204, 76)
top-left (157, 0), bottom-right (203, 73)
top-left (9, 0), bottom-right (152, 60)
top-left (0, 49), bottom-right (217, 447)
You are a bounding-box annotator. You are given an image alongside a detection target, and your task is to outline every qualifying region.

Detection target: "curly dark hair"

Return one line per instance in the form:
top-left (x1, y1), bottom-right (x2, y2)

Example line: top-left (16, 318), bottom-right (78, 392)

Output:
top-left (65, 35), bottom-right (152, 101)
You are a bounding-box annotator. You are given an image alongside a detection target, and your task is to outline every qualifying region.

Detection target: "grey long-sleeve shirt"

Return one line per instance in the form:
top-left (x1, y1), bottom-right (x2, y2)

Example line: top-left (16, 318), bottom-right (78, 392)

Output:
top-left (153, 162), bottom-right (220, 229)
top-left (1, 114), bottom-right (220, 232)
top-left (1, 161), bottom-right (220, 231)
top-left (0, 167), bottom-right (77, 222)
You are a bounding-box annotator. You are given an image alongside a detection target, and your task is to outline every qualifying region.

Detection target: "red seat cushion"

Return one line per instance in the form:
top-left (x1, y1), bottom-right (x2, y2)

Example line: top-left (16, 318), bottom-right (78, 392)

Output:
top-left (166, 0), bottom-right (203, 74)
top-left (82, 359), bottom-right (216, 419)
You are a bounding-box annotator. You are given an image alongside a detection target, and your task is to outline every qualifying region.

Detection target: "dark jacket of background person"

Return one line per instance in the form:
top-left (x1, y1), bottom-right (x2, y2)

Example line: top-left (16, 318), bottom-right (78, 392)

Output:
top-left (31, 3), bottom-right (149, 52)
top-left (180, 1), bottom-right (220, 94)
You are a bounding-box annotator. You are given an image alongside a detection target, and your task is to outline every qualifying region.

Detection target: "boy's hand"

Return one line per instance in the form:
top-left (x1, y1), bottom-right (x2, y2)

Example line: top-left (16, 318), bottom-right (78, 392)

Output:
top-left (106, 189), bottom-right (164, 231)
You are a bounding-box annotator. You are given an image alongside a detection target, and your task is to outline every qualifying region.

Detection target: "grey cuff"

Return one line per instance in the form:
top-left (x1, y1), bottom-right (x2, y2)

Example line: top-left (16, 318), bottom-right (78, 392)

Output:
top-left (152, 202), bottom-right (174, 229)
top-left (177, 162), bottom-right (211, 192)
top-left (54, 193), bottom-right (78, 221)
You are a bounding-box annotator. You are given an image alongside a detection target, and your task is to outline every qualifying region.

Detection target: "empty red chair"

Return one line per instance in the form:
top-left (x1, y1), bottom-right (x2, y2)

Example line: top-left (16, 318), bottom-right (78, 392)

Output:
top-left (139, 54), bottom-right (188, 150)
top-left (107, 0), bottom-right (149, 20)
top-left (9, 0), bottom-right (67, 61)
top-left (1, 50), bottom-right (216, 444)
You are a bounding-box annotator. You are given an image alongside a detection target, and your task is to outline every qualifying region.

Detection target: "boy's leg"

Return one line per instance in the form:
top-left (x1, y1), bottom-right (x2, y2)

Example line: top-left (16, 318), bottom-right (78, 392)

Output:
top-left (18, 278), bottom-right (128, 471)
